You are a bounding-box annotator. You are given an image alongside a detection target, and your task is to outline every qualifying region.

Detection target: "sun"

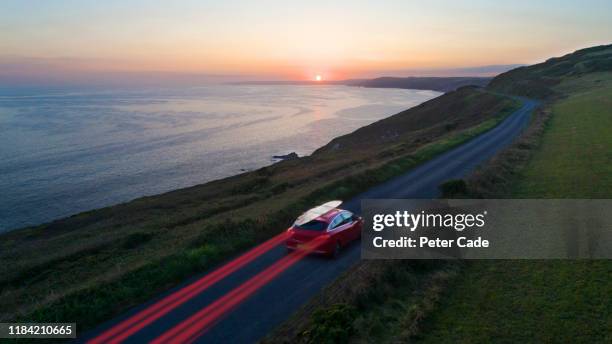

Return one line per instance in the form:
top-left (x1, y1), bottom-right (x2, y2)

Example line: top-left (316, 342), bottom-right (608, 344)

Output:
top-left (315, 75), bottom-right (322, 82)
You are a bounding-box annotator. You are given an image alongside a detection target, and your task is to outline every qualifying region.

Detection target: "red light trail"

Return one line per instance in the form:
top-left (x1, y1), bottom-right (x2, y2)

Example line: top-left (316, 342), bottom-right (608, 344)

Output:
top-left (88, 231), bottom-right (291, 344)
top-left (151, 236), bottom-right (329, 344)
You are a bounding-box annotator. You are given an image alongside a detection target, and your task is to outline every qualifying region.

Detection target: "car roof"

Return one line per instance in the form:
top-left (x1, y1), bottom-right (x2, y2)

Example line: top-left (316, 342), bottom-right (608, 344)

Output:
top-left (315, 208), bottom-right (343, 223)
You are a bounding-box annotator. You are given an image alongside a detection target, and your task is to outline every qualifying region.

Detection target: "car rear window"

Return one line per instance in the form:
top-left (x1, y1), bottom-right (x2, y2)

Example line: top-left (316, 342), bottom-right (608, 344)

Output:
top-left (295, 220), bottom-right (327, 231)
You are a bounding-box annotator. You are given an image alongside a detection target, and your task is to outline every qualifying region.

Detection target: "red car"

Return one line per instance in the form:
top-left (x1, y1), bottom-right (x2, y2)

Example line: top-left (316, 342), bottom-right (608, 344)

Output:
top-left (285, 201), bottom-right (363, 257)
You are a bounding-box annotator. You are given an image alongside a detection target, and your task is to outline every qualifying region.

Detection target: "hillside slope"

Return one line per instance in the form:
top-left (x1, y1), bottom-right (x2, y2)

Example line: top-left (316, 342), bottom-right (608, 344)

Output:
top-left (488, 44), bottom-right (612, 98)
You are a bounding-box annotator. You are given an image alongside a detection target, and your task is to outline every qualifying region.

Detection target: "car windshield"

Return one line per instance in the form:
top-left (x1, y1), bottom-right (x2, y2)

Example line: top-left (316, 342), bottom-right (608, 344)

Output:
top-left (294, 220), bottom-right (327, 231)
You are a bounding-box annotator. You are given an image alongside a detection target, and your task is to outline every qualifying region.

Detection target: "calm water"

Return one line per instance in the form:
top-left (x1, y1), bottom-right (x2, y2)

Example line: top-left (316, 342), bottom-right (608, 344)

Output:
top-left (0, 85), bottom-right (439, 232)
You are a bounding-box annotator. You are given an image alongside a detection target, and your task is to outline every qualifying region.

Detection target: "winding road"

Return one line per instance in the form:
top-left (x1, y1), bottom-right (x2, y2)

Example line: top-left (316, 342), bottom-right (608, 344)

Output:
top-left (81, 96), bottom-right (538, 344)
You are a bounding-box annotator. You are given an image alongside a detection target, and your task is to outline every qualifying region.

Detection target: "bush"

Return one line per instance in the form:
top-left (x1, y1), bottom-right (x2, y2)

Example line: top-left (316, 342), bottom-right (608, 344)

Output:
top-left (304, 304), bottom-right (357, 344)
top-left (122, 232), bottom-right (155, 249)
top-left (439, 179), bottom-right (468, 198)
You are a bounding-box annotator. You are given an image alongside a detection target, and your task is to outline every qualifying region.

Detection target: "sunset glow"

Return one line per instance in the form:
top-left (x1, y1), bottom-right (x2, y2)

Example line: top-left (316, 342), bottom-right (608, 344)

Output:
top-left (1, 1), bottom-right (611, 82)
top-left (315, 75), bottom-right (322, 82)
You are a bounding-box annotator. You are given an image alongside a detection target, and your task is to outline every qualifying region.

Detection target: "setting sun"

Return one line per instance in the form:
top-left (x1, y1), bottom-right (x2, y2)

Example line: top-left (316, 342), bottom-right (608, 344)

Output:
top-left (315, 75), bottom-right (322, 81)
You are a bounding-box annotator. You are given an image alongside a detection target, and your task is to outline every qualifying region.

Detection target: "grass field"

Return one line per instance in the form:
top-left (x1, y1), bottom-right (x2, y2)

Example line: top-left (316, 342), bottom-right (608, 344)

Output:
top-left (417, 261), bottom-right (611, 343)
top-left (512, 73), bottom-right (612, 198)
top-left (416, 73), bottom-right (612, 343)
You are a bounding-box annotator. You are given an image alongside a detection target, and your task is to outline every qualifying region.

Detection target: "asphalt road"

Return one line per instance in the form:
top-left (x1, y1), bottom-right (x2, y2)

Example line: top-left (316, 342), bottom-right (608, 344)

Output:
top-left (81, 96), bottom-right (538, 343)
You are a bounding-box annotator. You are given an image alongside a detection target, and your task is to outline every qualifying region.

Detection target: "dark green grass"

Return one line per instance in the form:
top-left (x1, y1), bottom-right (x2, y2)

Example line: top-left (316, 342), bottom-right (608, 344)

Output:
top-left (417, 261), bottom-right (611, 343)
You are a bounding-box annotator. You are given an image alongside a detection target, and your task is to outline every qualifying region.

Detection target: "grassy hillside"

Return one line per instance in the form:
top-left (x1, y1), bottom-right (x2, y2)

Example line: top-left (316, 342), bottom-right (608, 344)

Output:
top-left (488, 44), bottom-right (612, 99)
top-left (0, 87), bottom-right (518, 329)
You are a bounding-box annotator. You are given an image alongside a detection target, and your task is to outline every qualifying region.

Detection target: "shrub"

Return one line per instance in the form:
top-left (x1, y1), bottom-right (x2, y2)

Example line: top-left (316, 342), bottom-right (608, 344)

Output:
top-left (304, 304), bottom-right (357, 344)
top-left (439, 179), bottom-right (468, 198)
top-left (122, 232), bottom-right (155, 249)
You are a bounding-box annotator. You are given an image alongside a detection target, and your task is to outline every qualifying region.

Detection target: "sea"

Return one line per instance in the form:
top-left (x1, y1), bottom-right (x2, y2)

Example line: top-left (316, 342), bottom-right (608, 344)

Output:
top-left (0, 84), bottom-right (440, 232)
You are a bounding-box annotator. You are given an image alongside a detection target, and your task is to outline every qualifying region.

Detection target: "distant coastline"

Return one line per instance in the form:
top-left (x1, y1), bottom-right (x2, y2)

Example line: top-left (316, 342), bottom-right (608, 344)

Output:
top-left (232, 76), bottom-right (492, 92)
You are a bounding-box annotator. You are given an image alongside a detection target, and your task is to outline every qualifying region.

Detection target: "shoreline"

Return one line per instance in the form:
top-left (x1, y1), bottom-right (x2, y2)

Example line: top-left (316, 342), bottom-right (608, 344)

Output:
top-left (0, 85), bottom-right (448, 234)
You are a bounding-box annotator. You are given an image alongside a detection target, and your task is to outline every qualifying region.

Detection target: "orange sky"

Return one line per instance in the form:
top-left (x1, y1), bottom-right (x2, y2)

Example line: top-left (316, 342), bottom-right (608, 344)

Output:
top-left (1, 1), bottom-right (611, 81)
